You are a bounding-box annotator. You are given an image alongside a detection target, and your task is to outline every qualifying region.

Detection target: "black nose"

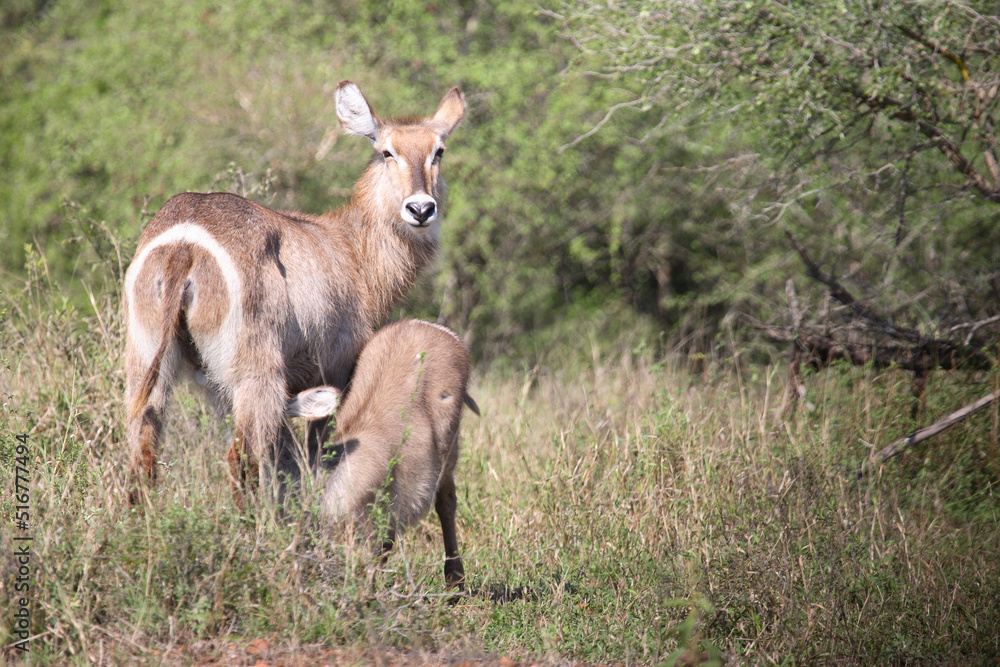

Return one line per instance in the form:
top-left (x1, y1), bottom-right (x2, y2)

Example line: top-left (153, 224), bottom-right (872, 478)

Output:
top-left (406, 200), bottom-right (436, 223)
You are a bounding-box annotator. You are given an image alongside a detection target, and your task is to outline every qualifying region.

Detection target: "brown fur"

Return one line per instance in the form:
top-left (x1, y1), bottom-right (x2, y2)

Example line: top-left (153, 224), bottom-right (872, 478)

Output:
top-left (123, 82), bottom-right (465, 507)
top-left (286, 319), bottom-right (477, 588)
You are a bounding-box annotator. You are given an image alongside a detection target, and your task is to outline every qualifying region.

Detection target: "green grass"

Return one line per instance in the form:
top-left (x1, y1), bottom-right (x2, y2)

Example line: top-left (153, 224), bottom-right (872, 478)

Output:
top-left (1, 269), bottom-right (999, 665)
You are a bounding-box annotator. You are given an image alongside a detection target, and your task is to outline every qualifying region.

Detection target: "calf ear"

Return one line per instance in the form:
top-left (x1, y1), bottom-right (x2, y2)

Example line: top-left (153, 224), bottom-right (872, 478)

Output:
top-left (336, 81), bottom-right (380, 145)
top-left (432, 87), bottom-right (465, 138)
top-left (287, 387), bottom-right (341, 420)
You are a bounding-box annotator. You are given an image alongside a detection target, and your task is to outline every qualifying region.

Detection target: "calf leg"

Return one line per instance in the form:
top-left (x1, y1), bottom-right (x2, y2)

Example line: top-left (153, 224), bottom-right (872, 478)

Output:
top-left (435, 473), bottom-right (465, 590)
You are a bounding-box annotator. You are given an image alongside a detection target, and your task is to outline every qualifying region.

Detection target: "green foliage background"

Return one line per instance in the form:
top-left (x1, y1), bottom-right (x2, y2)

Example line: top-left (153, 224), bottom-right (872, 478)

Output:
top-left (0, 0), bottom-right (754, 361)
top-left (3, 0), bottom-right (999, 362)
top-left (561, 0), bottom-right (1000, 337)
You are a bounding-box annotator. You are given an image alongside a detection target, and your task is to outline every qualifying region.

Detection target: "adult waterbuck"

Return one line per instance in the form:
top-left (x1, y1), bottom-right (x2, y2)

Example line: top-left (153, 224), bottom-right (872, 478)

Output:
top-left (123, 81), bottom-right (465, 507)
top-left (286, 318), bottom-right (479, 589)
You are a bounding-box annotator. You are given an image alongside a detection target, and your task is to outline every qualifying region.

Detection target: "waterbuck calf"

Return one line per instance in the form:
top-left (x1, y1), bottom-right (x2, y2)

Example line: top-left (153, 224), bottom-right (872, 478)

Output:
top-left (123, 81), bottom-right (465, 506)
top-left (286, 318), bottom-right (479, 589)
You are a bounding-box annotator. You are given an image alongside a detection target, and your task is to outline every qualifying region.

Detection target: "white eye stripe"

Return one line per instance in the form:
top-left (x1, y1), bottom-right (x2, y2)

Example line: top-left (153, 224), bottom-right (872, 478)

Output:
top-left (425, 137), bottom-right (444, 169)
top-left (382, 137), bottom-right (408, 171)
top-left (383, 136), bottom-right (445, 171)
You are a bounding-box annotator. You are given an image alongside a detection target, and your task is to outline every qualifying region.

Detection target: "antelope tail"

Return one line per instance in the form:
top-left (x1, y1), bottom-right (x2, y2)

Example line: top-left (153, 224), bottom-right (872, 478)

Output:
top-left (127, 246), bottom-right (195, 422)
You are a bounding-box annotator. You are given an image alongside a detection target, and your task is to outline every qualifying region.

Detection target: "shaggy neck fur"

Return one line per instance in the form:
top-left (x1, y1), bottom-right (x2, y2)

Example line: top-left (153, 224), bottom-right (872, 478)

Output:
top-left (334, 157), bottom-right (441, 324)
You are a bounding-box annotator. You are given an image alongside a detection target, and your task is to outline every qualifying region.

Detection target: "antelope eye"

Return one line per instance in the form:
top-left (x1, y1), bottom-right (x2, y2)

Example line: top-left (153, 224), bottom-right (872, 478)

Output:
top-left (433, 148), bottom-right (445, 162)
top-left (382, 150), bottom-right (393, 160)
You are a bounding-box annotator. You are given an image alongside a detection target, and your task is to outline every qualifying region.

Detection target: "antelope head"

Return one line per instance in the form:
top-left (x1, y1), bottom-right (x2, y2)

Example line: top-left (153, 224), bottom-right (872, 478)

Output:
top-left (335, 81), bottom-right (466, 233)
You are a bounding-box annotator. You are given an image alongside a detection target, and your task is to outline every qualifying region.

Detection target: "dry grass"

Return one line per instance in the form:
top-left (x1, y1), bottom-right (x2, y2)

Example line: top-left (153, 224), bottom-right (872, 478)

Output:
top-left (1, 266), bottom-right (999, 665)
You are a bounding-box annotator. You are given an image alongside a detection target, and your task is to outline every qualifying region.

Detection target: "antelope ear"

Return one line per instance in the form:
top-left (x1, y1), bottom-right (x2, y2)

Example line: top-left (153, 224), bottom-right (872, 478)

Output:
top-left (286, 386), bottom-right (341, 420)
top-left (336, 81), bottom-right (380, 145)
top-left (432, 86), bottom-right (465, 138)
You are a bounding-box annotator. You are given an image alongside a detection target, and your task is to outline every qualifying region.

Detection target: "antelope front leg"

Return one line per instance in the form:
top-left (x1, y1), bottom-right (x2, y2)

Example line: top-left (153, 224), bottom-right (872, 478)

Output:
top-left (306, 416), bottom-right (334, 469)
top-left (229, 360), bottom-right (287, 508)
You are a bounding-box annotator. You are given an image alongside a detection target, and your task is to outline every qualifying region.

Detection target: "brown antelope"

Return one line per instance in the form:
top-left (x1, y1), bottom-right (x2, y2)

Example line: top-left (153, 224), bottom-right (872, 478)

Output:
top-left (286, 318), bottom-right (479, 589)
top-left (123, 81), bottom-right (465, 506)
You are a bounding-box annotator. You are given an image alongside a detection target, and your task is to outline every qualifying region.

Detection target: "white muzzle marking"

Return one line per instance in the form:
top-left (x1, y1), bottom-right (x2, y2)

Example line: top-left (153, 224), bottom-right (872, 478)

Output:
top-left (400, 194), bottom-right (438, 229)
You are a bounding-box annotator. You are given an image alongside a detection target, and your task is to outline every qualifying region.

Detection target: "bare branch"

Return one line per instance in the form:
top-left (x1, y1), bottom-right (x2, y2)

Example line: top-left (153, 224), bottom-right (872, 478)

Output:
top-left (537, 8), bottom-right (565, 21)
top-left (949, 314), bottom-right (1000, 346)
top-left (785, 231), bottom-right (921, 341)
top-left (756, 321), bottom-right (994, 372)
top-left (558, 98), bottom-right (645, 152)
top-left (858, 389), bottom-right (1000, 478)
top-left (897, 25), bottom-right (971, 82)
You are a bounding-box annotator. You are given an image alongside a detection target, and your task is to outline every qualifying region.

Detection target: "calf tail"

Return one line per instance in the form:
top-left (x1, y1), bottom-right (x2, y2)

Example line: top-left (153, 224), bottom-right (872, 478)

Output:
top-left (286, 386), bottom-right (342, 420)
